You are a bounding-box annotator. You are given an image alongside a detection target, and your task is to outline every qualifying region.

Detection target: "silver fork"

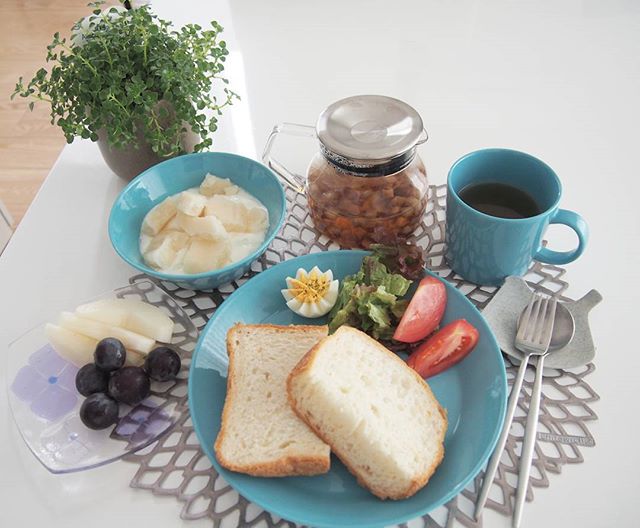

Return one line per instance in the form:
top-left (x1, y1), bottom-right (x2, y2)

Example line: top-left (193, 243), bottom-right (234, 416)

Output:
top-left (474, 294), bottom-right (557, 525)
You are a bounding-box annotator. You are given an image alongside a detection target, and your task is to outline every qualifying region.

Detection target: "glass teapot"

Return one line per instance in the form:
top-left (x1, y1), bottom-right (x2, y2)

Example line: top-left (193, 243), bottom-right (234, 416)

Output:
top-left (262, 95), bottom-right (429, 248)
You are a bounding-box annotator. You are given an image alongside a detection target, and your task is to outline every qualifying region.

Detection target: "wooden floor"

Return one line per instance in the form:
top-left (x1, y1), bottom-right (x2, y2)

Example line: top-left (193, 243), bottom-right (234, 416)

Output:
top-left (0, 0), bottom-right (101, 226)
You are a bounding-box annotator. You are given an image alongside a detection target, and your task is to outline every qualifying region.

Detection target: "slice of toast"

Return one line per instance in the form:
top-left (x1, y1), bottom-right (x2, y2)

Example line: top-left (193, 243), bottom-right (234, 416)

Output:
top-left (214, 324), bottom-right (330, 477)
top-left (287, 326), bottom-right (447, 499)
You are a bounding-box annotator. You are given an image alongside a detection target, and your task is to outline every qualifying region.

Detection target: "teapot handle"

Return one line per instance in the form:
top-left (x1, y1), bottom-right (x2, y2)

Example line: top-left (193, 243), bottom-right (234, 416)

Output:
top-left (262, 123), bottom-right (315, 193)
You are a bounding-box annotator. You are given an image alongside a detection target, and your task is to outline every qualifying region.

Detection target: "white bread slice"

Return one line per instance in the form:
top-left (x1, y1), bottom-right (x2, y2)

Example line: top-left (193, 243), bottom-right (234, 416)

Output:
top-left (287, 326), bottom-right (447, 500)
top-left (215, 324), bottom-right (331, 476)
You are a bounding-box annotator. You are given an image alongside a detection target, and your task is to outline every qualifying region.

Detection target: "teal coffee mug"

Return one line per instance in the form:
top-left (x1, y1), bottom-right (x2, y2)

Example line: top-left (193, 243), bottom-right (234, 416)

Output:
top-left (445, 149), bottom-right (588, 286)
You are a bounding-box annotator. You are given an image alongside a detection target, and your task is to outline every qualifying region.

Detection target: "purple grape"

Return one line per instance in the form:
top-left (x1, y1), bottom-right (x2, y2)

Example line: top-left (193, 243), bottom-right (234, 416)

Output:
top-left (144, 347), bottom-right (181, 382)
top-left (108, 366), bottom-right (150, 405)
top-left (79, 393), bottom-right (119, 430)
top-left (94, 337), bottom-right (126, 372)
top-left (75, 364), bottom-right (109, 396)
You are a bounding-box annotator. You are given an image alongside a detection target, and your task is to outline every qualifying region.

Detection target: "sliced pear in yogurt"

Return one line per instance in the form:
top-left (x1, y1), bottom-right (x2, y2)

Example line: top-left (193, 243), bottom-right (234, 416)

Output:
top-left (183, 237), bottom-right (230, 274)
top-left (177, 212), bottom-right (227, 240)
top-left (176, 190), bottom-right (207, 217)
top-left (144, 230), bottom-right (190, 270)
top-left (139, 174), bottom-right (269, 275)
top-left (141, 197), bottom-right (177, 236)
top-left (199, 173), bottom-right (234, 196)
top-left (281, 266), bottom-right (339, 318)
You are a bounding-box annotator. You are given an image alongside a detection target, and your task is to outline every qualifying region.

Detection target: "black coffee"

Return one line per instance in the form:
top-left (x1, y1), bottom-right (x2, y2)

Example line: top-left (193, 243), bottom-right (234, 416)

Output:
top-left (458, 182), bottom-right (541, 219)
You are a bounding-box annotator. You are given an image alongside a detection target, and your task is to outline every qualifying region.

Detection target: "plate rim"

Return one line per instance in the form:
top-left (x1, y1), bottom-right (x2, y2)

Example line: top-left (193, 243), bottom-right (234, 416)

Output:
top-left (188, 249), bottom-right (507, 527)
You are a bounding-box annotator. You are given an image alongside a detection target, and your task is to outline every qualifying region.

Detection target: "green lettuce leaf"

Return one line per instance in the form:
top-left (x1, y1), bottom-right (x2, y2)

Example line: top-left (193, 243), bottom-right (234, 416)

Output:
top-left (362, 256), bottom-right (388, 285)
top-left (380, 273), bottom-right (411, 297)
top-left (367, 303), bottom-right (391, 328)
top-left (361, 255), bottom-right (411, 295)
top-left (390, 298), bottom-right (410, 319)
top-left (327, 296), bottom-right (358, 333)
top-left (370, 286), bottom-right (396, 305)
top-left (327, 251), bottom-right (417, 343)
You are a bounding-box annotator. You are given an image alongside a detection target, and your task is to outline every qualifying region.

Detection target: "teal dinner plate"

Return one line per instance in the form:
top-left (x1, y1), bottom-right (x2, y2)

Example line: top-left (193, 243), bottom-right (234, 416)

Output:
top-left (188, 250), bottom-right (507, 528)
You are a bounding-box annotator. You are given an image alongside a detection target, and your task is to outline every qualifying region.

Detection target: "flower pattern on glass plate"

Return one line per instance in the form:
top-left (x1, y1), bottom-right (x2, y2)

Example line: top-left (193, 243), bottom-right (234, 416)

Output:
top-left (10, 344), bottom-right (78, 422)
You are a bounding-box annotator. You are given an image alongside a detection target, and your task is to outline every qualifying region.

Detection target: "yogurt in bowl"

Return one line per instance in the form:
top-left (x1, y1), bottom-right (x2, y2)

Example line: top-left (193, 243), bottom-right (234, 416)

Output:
top-left (108, 152), bottom-right (286, 291)
top-left (139, 174), bottom-right (269, 275)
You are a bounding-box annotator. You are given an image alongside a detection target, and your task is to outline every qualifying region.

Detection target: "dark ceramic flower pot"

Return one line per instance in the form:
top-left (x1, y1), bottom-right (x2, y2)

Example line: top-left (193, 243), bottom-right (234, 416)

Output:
top-left (96, 102), bottom-right (200, 181)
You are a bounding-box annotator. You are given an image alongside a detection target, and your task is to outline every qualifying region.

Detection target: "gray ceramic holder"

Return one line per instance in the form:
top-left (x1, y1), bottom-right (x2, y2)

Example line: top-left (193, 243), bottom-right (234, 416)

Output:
top-left (482, 277), bottom-right (602, 369)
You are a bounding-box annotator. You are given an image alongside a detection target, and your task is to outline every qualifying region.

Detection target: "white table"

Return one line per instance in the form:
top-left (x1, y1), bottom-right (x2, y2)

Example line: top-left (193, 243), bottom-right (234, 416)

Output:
top-left (1, 1), bottom-right (638, 526)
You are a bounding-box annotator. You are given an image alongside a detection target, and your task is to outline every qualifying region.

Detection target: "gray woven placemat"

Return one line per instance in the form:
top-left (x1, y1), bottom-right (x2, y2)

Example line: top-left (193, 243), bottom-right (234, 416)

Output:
top-left (123, 184), bottom-right (599, 527)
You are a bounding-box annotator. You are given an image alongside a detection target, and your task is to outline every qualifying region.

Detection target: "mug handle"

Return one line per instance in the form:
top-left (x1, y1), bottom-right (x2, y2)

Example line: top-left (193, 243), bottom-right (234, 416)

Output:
top-left (534, 209), bottom-right (589, 265)
top-left (262, 122), bottom-right (315, 193)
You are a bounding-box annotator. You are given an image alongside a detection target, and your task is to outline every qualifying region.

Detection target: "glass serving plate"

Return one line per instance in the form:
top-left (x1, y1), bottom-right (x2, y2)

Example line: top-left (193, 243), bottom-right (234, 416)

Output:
top-left (6, 280), bottom-right (197, 474)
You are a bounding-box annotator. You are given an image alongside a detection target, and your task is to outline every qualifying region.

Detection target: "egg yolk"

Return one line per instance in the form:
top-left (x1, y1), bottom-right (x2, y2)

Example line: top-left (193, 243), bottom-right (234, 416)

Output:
top-left (288, 272), bottom-right (330, 302)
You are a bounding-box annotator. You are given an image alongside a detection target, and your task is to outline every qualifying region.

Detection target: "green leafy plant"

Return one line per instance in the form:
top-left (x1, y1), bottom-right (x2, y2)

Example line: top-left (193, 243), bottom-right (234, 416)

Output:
top-left (11, 1), bottom-right (238, 156)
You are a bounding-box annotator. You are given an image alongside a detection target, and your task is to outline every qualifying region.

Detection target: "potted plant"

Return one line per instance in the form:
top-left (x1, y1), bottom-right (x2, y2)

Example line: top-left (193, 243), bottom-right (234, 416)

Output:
top-left (12, 1), bottom-right (238, 180)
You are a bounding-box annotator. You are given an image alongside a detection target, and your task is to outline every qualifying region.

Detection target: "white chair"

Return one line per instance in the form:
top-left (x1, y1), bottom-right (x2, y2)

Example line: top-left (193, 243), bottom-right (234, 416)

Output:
top-left (0, 198), bottom-right (13, 254)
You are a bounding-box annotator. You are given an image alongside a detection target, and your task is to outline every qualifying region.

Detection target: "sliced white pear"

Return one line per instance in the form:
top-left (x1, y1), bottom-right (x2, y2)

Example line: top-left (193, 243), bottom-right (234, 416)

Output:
top-left (246, 203), bottom-right (269, 232)
top-left (58, 312), bottom-right (156, 354)
top-left (125, 350), bottom-right (146, 367)
top-left (76, 298), bottom-right (174, 343)
top-left (45, 323), bottom-right (97, 367)
top-left (176, 190), bottom-right (207, 217)
top-left (178, 212), bottom-right (228, 240)
top-left (139, 233), bottom-right (154, 255)
top-left (205, 194), bottom-right (269, 233)
top-left (163, 214), bottom-right (182, 231)
top-left (141, 197), bottom-right (177, 236)
top-left (183, 237), bottom-right (230, 274)
top-left (199, 173), bottom-right (236, 196)
top-left (144, 230), bottom-right (190, 270)
top-left (204, 195), bottom-right (249, 232)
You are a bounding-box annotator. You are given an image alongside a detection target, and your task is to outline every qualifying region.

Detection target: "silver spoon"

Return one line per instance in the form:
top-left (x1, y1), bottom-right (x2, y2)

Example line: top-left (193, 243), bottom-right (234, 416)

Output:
top-left (519, 301), bottom-right (575, 351)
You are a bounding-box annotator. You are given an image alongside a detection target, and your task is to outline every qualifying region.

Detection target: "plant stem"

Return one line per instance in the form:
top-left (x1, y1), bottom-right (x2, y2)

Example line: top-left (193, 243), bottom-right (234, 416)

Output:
top-left (100, 11), bottom-right (114, 30)
top-left (60, 42), bottom-right (98, 76)
top-left (28, 94), bottom-right (54, 104)
top-left (98, 36), bottom-right (112, 66)
top-left (142, 27), bottom-right (148, 66)
top-left (108, 94), bottom-right (130, 116)
top-left (209, 99), bottom-right (232, 111)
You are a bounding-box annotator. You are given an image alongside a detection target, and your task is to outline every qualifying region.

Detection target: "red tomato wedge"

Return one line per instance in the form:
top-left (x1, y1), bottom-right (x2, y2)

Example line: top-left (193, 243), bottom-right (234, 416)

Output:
top-left (406, 319), bottom-right (479, 378)
top-left (393, 276), bottom-right (447, 343)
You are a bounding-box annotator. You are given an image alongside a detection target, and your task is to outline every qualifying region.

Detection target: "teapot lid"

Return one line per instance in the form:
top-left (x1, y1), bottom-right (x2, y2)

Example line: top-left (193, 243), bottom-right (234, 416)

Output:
top-left (316, 95), bottom-right (426, 166)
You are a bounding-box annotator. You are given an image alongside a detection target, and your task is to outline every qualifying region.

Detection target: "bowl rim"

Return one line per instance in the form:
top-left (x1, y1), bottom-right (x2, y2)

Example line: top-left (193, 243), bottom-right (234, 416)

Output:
top-left (108, 151), bottom-right (287, 281)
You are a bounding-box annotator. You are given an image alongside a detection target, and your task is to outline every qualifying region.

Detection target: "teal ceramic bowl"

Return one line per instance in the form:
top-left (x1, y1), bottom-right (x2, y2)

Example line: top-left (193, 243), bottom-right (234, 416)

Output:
top-left (108, 152), bottom-right (286, 290)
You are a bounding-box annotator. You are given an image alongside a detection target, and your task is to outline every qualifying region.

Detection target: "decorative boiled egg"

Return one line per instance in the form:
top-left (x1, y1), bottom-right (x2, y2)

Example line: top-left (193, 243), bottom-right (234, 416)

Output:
top-left (281, 267), bottom-right (339, 318)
